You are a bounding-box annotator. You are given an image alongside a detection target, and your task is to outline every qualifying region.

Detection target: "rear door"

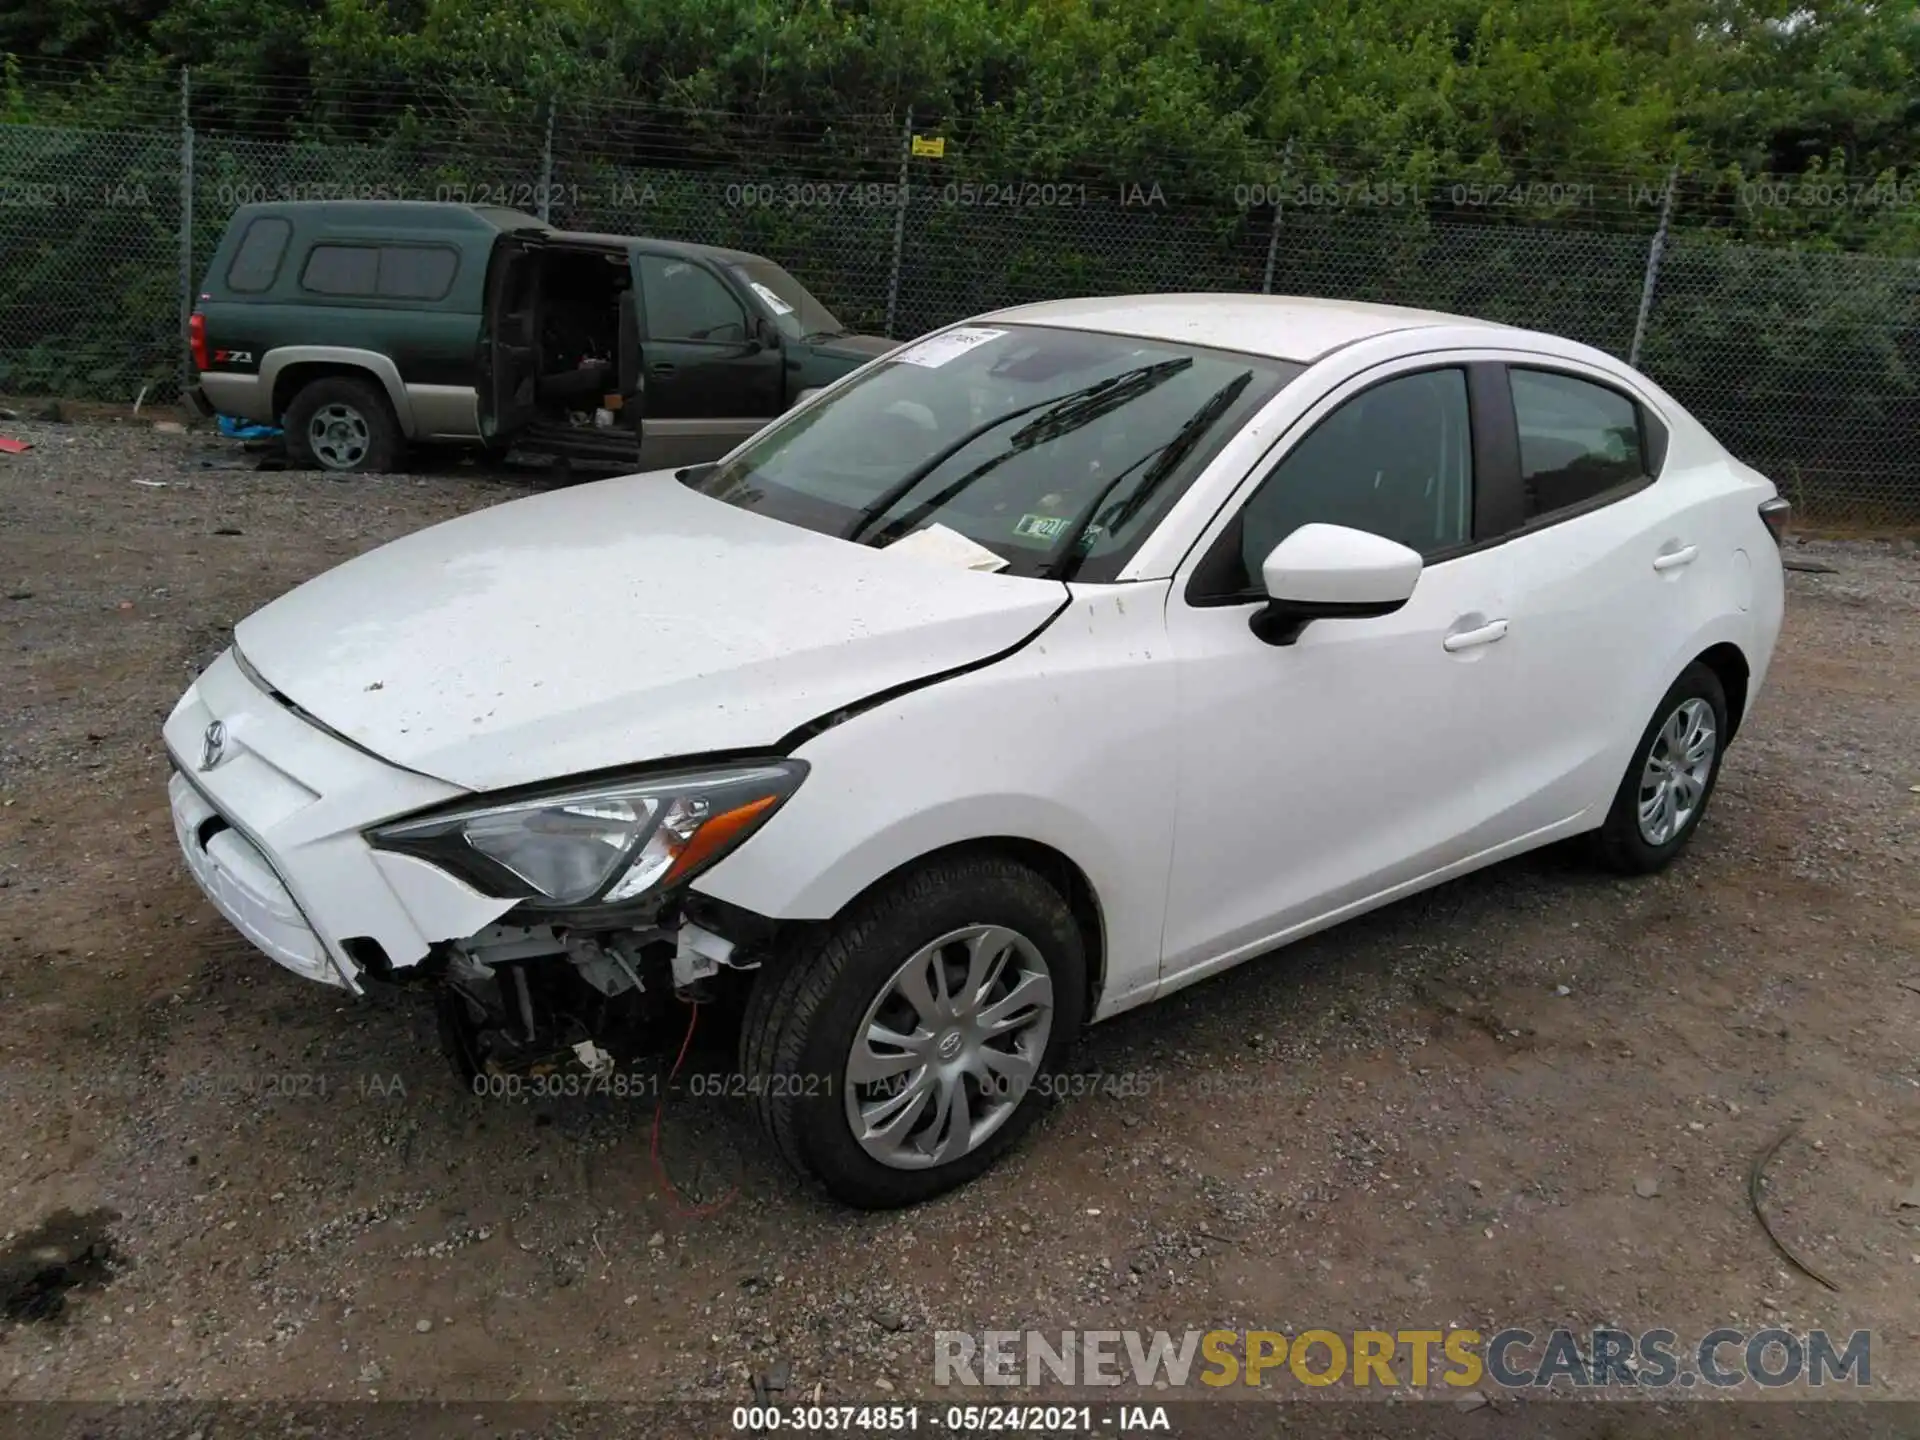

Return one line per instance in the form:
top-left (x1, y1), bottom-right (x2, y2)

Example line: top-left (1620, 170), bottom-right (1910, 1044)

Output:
top-left (1467, 361), bottom-right (1707, 835)
top-left (633, 251), bottom-right (783, 465)
top-left (476, 236), bottom-right (542, 439)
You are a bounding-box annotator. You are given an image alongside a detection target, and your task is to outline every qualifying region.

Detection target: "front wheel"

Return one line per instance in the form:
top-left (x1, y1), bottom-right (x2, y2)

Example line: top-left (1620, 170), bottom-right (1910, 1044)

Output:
top-left (1594, 661), bottom-right (1729, 874)
top-left (739, 855), bottom-right (1087, 1208)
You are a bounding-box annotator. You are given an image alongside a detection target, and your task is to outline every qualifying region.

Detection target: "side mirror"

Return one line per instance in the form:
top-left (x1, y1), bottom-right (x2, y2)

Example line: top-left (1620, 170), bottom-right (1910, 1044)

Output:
top-left (1252, 523), bottom-right (1423, 646)
top-left (753, 316), bottom-right (780, 351)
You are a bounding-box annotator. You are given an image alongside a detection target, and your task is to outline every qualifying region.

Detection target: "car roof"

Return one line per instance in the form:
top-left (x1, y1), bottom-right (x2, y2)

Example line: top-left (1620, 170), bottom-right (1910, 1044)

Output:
top-left (977, 293), bottom-right (1515, 363)
top-left (548, 230), bottom-right (772, 267)
top-left (225, 200), bottom-right (550, 235)
top-left (219, 202), bottom-right (785, 268)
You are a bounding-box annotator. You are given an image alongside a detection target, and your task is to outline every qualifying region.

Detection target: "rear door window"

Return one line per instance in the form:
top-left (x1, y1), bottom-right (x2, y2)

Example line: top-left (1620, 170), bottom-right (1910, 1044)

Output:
top-left (226, 217), bottom-right (292, 293)
top-left (1509, 368), bottom-right (1648, 518)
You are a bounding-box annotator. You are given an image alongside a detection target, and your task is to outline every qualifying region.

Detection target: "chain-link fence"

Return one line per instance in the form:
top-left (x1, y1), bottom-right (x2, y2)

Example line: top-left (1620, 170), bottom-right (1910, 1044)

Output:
top-left (3, 67), bottom-right (1917, 525)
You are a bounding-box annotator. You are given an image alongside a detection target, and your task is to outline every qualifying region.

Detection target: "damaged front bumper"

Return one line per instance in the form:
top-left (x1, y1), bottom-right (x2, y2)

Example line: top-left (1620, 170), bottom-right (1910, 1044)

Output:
top-left (164, 648), bottom-right (771, 1023)
top-left (163, 649), bottom-right (519, 992)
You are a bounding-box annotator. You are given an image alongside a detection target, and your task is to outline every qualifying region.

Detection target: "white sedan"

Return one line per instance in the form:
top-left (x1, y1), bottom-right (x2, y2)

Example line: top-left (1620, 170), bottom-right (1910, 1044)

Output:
top-left (164, 295), bottom-right (1787, 1207)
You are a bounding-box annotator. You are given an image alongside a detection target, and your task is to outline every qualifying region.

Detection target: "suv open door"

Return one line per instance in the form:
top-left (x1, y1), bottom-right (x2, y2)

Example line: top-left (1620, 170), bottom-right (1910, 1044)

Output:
top-left (476, 234), bottom-right (543, 441)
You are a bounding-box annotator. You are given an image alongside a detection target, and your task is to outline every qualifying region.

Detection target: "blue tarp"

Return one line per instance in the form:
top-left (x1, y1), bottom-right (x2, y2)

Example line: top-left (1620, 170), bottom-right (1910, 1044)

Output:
top-left (216, 414), bottom-right (281, 441)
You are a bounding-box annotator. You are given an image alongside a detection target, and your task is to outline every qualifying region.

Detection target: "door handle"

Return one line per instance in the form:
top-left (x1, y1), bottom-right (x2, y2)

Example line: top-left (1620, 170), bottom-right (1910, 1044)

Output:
top-left (648, 362), bottom-right (677, 377)
top-left (1652, 544), bottom-right (1698, 572)
top-left (1443, 619), bottom-right (1509, 652)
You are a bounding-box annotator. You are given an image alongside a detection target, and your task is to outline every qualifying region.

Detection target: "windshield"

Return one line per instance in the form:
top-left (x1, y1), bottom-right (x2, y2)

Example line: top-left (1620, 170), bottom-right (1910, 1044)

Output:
top-left (682, 323), bottom-right (1299, 580)
top-left (728, 259), bottom-right (845, 341)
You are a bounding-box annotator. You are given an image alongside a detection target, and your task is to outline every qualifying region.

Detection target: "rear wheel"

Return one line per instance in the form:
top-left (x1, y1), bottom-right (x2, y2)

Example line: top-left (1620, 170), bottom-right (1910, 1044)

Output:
top-left (1595, 661), bottom-right (1729, 874)
top-left (739, 855), bottom-right (1086, 1209)
top-left (284, 376), bottom-right (400, 474)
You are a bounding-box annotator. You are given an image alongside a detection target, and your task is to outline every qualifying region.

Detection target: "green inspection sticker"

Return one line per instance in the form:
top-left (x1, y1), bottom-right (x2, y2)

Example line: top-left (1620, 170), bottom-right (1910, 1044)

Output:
top-left (1014, 513), bottom-right (1070, 540)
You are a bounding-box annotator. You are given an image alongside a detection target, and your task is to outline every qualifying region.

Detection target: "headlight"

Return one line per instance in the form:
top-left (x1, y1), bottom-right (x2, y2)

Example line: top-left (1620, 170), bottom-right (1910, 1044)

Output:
top-left (368, 761), bottom-right (806, 908)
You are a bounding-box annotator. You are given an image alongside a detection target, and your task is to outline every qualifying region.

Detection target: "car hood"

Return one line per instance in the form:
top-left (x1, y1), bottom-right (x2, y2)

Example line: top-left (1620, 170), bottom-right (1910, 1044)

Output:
top-left (810, 333), bottom-right (897, 361)
top-left (234, 472), bottom-right (1066, 792)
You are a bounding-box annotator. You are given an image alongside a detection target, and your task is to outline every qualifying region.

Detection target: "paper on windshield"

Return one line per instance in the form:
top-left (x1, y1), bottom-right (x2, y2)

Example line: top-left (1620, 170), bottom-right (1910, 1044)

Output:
top-left (892, 327), bottom-right (1006, 369)
top-left (748, 281), bottom-right (794, 316)
top-left (884, 523), bottom-right (1010, 573)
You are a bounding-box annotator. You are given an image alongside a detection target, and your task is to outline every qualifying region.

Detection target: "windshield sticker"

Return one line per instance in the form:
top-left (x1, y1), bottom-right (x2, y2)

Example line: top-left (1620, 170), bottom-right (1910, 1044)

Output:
top-left (893, 326), bottom-right (1007, 369)
top-left (748, 281), bottom-right (794, 316)
top-left (1014, 513), bottom-right (1071, 541)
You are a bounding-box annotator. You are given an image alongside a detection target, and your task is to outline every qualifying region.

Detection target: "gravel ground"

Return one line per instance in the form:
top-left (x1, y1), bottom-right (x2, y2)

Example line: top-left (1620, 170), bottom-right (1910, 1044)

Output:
top-left (1, 417), bottom-right (1916, 1413)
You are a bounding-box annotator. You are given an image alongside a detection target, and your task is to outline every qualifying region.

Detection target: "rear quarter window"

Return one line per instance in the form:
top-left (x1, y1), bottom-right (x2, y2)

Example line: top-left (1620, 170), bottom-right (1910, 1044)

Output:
top-left (300, 244), bottom-right (460, 301)
top-left (301, 244), bottom-right (380, 296)
top-left (225, 217), bottom-right (292, 293)
top-left (379, 246), bottom-right (459, 300)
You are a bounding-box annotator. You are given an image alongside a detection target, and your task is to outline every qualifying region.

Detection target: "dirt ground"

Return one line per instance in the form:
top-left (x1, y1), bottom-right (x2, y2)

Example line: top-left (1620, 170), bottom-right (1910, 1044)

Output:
top-left (0, 416), bottom-right (1916, 1415)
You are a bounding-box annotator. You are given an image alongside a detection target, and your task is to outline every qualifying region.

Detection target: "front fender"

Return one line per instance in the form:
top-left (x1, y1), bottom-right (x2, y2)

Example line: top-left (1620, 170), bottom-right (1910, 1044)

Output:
top-left (691, 584), bottom-right (1180, 1020)
top-left (707, 788), bottom-right (1129, 929)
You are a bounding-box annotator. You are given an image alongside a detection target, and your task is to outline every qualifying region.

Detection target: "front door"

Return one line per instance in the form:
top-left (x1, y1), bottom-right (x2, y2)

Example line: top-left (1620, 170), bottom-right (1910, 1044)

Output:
top-left (633, 252), bottom-right (784, 466)
top-left (1159, 363), bottom-right (1520, 983)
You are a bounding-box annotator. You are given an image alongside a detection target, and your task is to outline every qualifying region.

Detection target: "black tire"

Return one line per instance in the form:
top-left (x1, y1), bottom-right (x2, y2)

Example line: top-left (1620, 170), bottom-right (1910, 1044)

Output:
top-left (1594, 661), bottom-right (1729, 874)
top-left (739, 854), bottom-right (1087, 1209)
top-left (283, 375), bottom-right (401, 475)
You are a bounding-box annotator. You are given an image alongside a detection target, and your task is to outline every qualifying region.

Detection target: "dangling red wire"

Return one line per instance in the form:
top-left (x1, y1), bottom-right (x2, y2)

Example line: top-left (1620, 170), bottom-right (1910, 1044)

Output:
top-left (649, 1000), bottom-right (738, 1218)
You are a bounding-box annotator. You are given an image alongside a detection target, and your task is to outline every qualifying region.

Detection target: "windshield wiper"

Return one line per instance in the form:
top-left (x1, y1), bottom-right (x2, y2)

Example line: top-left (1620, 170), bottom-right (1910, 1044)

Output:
top-left (803, 328), bottom-right (850, 342)
top-left (1043, 369), bottom-right (1255, 581)
top-left (842, 357), bottom-right (1194, 546)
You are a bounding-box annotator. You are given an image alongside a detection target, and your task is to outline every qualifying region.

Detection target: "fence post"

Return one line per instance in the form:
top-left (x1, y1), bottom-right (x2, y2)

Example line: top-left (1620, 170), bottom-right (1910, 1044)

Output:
top-left (177, 67), bottom-right (195, 393)
top-left (1260, 139), bottom-right (1296, 295)
top-left (537, 99), bottom-right (556, 223)
top-left (885, 107), bottom-right (913, 339)
top-left (1629, 161), bottom-right (1680, 369)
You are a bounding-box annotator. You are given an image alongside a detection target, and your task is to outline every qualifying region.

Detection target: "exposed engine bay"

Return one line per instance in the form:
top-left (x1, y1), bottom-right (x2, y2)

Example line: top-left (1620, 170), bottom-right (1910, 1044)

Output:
top-left (422, 898), bottom-right (779, 1086)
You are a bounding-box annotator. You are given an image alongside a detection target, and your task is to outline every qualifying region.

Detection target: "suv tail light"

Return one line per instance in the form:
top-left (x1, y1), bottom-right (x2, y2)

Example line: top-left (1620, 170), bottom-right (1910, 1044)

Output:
top-left (188, 311), bottom-right (209, 373)
top-left (1758, 496), bottom-right (1791, 546)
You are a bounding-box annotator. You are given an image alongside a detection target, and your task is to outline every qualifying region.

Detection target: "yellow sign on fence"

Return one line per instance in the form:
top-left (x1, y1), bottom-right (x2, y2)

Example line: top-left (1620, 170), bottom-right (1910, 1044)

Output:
top-left (911, 135), bottom-right (946, 158)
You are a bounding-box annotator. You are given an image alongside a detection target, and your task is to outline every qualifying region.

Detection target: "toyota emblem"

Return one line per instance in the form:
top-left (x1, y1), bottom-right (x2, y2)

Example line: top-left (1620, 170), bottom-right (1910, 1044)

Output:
top-left (200, 719), bottom-right (227, 771)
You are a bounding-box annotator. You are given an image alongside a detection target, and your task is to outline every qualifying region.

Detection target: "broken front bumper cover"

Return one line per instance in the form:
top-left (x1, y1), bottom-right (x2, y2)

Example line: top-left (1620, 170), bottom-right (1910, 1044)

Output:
top-left (169, 771), bottom-right (351, 988)
top-left (163, 649), bottom-right (519, 992)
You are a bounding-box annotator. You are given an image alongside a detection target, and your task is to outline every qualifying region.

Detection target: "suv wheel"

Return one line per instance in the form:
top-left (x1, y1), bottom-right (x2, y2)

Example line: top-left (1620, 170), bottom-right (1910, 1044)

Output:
top-left (740, 855), bottom-right (1087, 1209)
top-left (285, 376), bottom-right (400, 474)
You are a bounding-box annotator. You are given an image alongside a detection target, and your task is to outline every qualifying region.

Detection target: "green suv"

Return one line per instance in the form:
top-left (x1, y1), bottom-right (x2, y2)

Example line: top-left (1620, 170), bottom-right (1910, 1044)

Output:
top-left (187, 201), bottom-right (897, 473)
